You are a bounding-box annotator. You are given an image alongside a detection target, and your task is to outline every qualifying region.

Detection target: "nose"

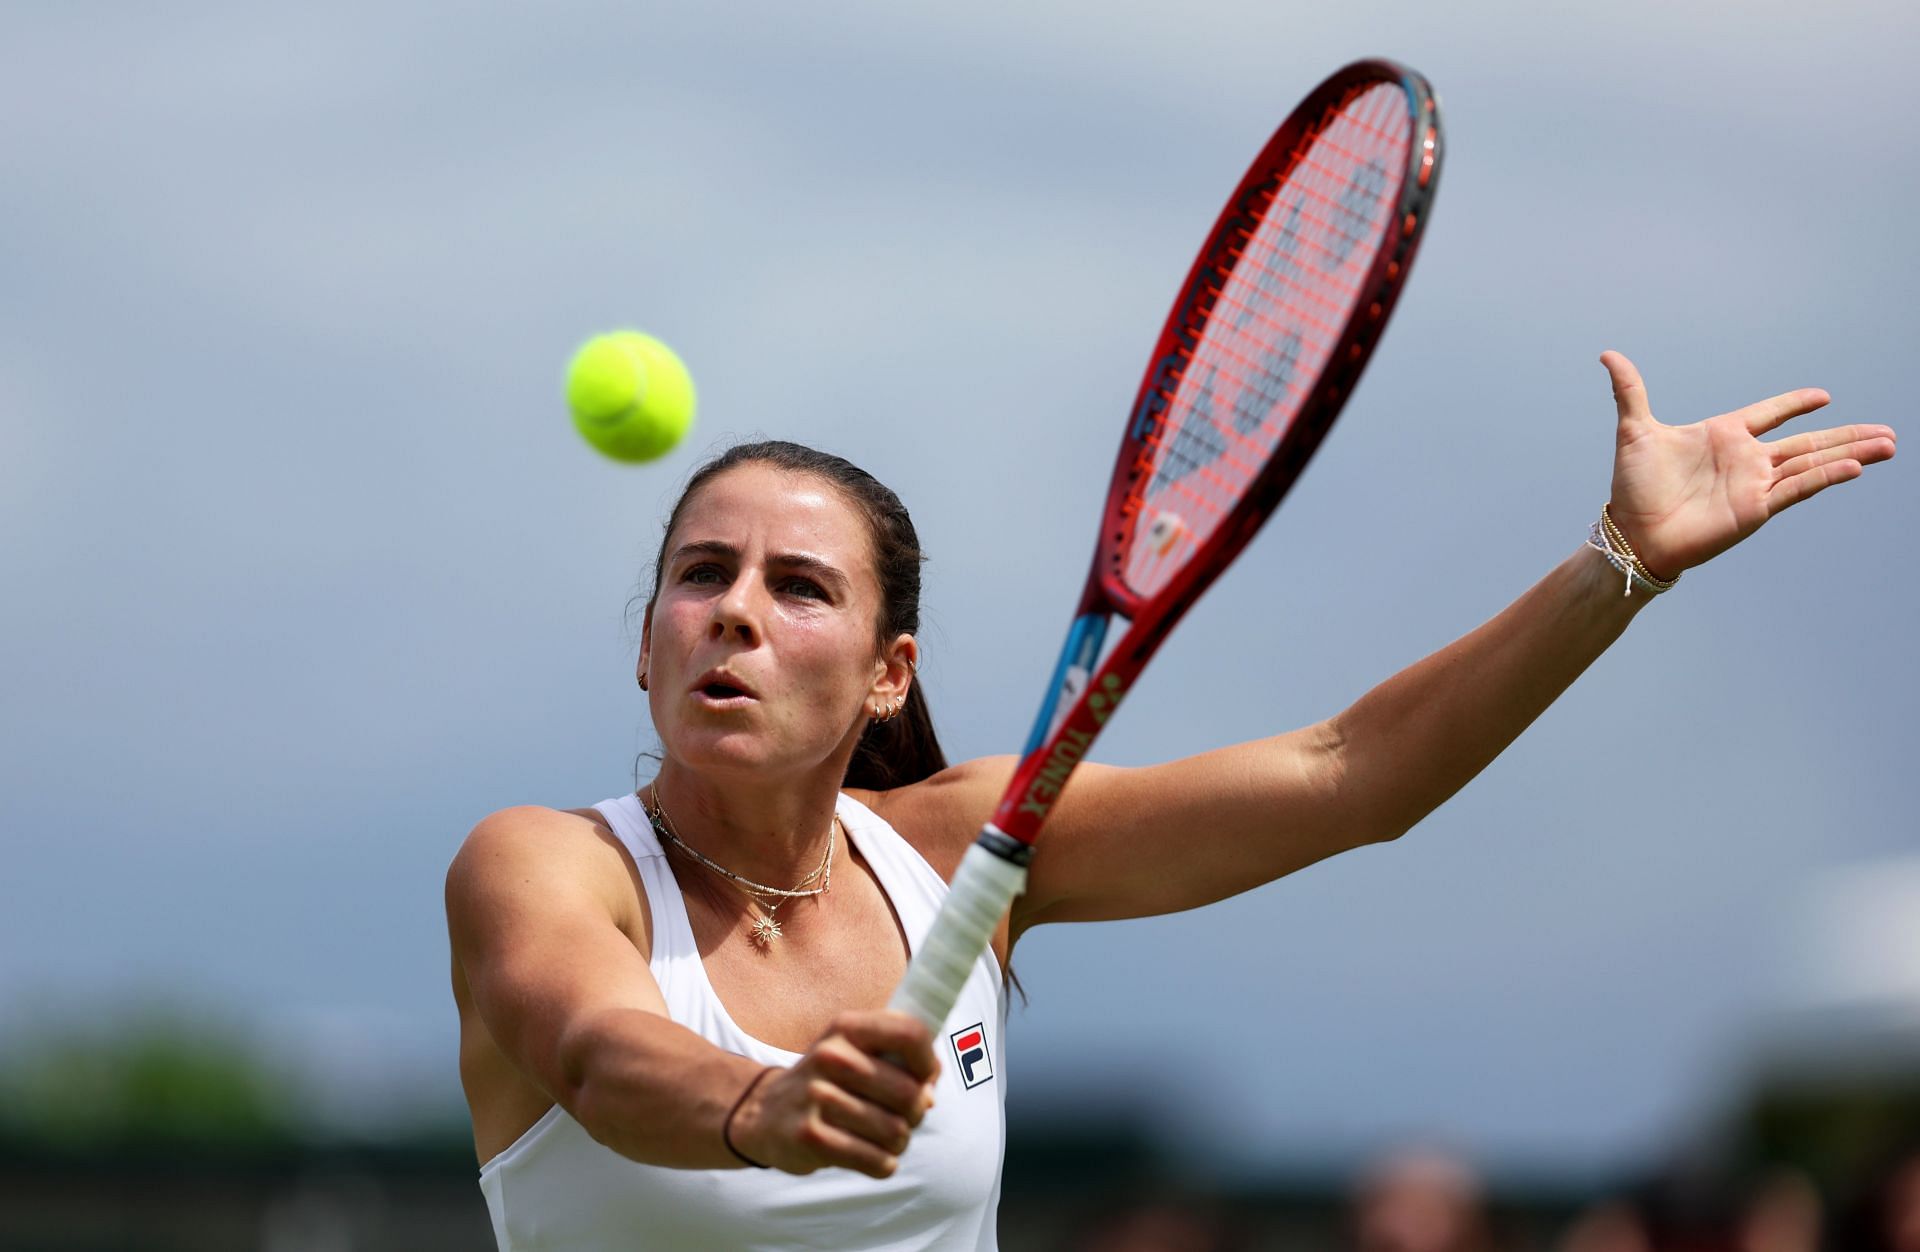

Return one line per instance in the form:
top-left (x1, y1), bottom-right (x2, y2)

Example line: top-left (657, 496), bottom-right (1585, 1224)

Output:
top-left (708, 577), bottom-right (762, 647)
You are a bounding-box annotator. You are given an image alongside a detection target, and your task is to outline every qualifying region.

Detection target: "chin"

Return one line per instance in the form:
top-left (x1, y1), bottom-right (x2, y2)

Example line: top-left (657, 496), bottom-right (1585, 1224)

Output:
top-left (663, 725), bottom-right (800, 779)
top-left (658, 714), bottom-right (853, 784)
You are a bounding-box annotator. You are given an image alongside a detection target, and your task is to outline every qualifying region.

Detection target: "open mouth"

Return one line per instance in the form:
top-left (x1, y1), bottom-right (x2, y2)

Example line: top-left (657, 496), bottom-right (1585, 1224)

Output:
top-left (690, 670), bottom-right (758, 707)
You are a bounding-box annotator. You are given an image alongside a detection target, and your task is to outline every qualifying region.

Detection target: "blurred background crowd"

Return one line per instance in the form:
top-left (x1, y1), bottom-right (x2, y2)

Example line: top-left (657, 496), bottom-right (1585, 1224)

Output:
top-left (3, 966), bottom-right (1916, 1250)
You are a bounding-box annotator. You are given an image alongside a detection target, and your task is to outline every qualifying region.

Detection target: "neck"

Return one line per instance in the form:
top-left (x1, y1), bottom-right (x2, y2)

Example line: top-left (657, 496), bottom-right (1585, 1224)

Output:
top-left (648, 759), bottom-right (843, 887)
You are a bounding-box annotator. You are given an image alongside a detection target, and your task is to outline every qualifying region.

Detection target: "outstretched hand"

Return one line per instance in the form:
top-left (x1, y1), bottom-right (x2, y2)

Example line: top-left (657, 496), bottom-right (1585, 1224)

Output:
top-left (1600, 351), bottom-right (1896, 578)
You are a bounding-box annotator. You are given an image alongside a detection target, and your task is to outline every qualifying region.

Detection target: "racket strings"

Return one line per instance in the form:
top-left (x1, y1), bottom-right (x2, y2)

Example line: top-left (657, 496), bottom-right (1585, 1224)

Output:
top-left (1224, 155), bottom-right (1395, 311)
top-left (1120, 81), bottom-right (1411, 598)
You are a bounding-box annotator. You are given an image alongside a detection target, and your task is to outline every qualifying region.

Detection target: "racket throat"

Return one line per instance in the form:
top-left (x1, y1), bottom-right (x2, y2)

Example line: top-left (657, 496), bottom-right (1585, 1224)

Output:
top-left (1025, 612), bottom-right (1110, 753)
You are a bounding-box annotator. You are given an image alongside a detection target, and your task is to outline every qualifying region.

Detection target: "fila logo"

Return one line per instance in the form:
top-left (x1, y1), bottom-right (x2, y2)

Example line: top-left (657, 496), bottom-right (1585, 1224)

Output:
top-left (949, 1022), bottom-right (994, 1089)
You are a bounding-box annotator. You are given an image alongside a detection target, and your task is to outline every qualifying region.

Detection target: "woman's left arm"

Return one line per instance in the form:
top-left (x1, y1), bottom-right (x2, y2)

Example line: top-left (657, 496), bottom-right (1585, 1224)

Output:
top-left (1007, 352), bottom-right (1896, 936)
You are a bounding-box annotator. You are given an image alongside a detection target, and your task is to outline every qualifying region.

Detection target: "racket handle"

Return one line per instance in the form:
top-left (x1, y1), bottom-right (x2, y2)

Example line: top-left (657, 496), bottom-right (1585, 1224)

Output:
top-left (888, 830), bottom-right (1031, 1032)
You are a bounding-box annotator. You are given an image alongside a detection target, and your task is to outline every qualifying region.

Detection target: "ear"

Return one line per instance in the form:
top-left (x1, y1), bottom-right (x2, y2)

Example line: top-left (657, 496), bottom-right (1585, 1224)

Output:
top-left (637, 603), bottom-right (654, 688)
top-left (866, 633), bottom-right (918, 710)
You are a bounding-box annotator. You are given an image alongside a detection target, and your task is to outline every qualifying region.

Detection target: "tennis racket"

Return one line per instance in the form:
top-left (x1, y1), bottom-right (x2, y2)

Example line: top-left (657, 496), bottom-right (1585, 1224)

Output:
top-left (890, 58), bottom-right (1444, 1031)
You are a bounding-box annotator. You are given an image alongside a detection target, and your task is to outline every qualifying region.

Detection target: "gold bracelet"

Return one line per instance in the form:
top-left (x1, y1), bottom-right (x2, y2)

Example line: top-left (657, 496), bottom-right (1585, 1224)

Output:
top-left (1601, 505), bottom-right (1679, 590)
top-left (1586, 509), bottom-right (1680, 597)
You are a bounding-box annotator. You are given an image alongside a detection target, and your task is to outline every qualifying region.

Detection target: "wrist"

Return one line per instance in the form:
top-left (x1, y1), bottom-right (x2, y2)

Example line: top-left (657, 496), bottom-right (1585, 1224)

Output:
top-left (723, 1066), bottom-right (776, 1169)
top-left (1601, 505), bottom-right (1680, 581)
top-left (1570, 547), bottom-right (1655, 633)
top-left (1585, 505), bottom-right (1679, 599)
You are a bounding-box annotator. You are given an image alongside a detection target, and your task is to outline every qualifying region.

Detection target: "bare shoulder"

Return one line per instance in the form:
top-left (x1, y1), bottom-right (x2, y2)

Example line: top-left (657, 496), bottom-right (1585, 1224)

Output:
top-left (445, 805), bottom-right (649, 953)
top-left (850, 756), bottom-right (1018, 881)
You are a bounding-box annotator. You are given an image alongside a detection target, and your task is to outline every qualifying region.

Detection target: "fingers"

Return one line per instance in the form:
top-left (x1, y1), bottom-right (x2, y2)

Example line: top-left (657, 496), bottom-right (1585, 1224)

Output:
top-left (834, 1009), bottom-right (940, 1084)
top-left (1774, 432), bottom-right (1898, 480)
top-left (1600, 350), bottom-right (1654, 427)
top-left (1737, 386), bottom-right (1832, 437)
top-left (811, 1031), bottom-right (936, 1127)
top-left (814, 1080), bottom-right (914, 1171)
top-left (743, 1060), bottom-right (919, 1178)
top-left (1769, 423), bottom-right (1898, 472)
top-left (745, 1011), bottom-right (941, 1178)
top-left (790, 1095), bottom-right (905, 1179)
top-left (1768, 458), bottom-right (1864, 515)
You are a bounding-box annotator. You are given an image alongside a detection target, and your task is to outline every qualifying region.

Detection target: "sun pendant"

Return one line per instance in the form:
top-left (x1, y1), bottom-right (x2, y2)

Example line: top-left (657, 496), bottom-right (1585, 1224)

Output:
top-left (749, 914), bottom-right (783, 948)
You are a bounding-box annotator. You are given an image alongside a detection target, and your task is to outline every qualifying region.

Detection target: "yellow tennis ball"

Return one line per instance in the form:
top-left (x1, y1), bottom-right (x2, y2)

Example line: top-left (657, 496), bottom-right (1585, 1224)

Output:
top-left (565, 331), bottom-right (696, 463)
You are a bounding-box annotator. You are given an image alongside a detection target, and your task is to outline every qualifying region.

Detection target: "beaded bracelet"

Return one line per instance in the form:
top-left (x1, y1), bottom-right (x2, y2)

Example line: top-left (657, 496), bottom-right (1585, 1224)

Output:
top-left (1600, 507), bottom-right (1678, 587)
top-left (1586, 505), bottom-right (1680, 597)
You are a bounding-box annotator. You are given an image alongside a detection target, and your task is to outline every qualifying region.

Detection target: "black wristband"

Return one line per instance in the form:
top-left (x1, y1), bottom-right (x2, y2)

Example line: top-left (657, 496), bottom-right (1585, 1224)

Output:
top-left (723, 1067), bottom-right (776, 1169)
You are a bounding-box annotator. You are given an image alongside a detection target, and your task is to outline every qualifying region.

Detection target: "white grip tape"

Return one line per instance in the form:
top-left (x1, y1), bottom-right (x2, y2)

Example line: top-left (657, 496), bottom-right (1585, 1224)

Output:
top-left (888, 842), bottom-right (1028, 1031)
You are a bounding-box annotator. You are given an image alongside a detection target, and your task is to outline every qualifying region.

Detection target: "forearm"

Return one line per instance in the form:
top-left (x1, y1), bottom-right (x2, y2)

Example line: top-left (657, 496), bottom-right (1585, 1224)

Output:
top-left (559, 1006), bottom-right (766, 1169)
top-left (1329, 544), bottom-right (1651, 841)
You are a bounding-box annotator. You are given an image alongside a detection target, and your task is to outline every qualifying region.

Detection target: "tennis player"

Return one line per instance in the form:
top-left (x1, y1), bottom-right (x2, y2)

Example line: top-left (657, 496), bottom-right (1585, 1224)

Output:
top-left (446, 354), bottom-right (1893, 1250)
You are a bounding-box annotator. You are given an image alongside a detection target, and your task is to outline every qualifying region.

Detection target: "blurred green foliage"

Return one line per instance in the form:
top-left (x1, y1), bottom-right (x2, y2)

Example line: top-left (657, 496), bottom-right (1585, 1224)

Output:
top-left (1741, 1074), bottom-right (1920, 1197)
top-left (0, 1007), bottom-right (300, 1150)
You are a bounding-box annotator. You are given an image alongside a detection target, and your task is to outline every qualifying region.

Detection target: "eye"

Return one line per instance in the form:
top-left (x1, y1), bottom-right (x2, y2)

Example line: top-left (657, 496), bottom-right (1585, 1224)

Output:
top-left (781, 577), bottom-right (827, 600)
top-left (681, 563), bottom-right (725, 585)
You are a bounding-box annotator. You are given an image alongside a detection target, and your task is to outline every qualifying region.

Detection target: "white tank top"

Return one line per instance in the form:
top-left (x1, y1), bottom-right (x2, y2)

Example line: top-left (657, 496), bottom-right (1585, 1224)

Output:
top-left (477, 791), bottom-right (1009, 1251)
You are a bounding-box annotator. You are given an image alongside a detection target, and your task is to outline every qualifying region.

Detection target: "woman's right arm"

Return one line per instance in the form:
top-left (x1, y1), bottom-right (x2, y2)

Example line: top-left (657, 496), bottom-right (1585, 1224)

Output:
top-left (445, 806), bottom-right (938, 1178)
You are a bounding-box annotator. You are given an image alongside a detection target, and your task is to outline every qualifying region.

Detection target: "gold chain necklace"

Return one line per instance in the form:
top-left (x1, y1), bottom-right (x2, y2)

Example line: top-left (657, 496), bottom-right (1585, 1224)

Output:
top-left (643, 784), bottom-right (835, 949)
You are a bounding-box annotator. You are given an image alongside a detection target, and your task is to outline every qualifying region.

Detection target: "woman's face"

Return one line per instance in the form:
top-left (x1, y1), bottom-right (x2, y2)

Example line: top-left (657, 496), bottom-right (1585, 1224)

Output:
top-left (644, 463), bottom-right (891, 781)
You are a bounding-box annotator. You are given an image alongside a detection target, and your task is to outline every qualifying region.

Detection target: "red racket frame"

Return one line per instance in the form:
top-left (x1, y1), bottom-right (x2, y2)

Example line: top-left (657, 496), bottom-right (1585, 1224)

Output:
top-left (890, 59), bottom-right (1444, 1035)
top-left (991, 58), bottom-right (1444, 847)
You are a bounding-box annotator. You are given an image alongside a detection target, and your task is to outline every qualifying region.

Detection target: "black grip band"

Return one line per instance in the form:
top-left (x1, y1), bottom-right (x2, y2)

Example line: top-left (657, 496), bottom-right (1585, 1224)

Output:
top-left (976, 827), bottom-right (1035, 867)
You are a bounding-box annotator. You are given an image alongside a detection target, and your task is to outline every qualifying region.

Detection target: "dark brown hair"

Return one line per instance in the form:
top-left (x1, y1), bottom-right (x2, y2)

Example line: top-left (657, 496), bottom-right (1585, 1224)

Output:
top-left (641, 440), bottom-right (948, 790)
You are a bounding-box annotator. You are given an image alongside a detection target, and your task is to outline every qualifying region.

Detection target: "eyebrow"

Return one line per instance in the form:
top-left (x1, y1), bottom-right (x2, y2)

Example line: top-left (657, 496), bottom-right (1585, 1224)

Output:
top-left (667, 540), bottom-right (853, 595)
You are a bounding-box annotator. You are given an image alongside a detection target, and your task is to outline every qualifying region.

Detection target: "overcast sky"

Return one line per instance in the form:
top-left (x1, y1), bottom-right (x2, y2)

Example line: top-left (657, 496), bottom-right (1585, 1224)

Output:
top-left (3, 0), bottom-right (1915, 1183)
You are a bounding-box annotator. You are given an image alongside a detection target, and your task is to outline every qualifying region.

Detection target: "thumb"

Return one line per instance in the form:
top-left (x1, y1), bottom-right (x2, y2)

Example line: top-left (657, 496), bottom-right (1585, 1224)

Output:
top-left (1600, 350), bottom-right (1655, 429)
